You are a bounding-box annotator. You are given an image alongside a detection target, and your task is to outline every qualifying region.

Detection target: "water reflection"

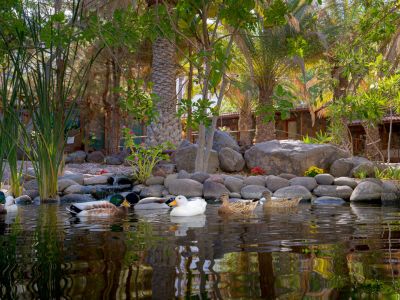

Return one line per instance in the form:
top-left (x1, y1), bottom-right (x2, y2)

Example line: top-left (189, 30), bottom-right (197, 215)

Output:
top-left (1, 203), bottom-right (400, 298)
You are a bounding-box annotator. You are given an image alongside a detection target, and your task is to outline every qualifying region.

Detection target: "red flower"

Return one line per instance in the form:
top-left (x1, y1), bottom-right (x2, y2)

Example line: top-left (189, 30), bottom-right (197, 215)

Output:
top-left (250, 166), bottom-right (266, 175)
top-left (98, 169), bottom-right (109, 175)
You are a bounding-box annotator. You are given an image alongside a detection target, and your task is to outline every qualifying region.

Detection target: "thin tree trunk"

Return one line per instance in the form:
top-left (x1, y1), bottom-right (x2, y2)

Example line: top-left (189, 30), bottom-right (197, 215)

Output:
top-left (103, 61), bottom-right (111, 153)
top-left (388, 108), bottom-right (393, 163)
top-left (146, 37), bottom-right (182, 146)
top-left (255, 85), bottom-right (275, 143)
top-left (110, 58), bottom-right (121, 154)
top-left (186, 44), bottom-right (193, 141)
top-left (239, 105), bottom-right (253, 146)
top-left (363, 122), bottom-right (384, 161)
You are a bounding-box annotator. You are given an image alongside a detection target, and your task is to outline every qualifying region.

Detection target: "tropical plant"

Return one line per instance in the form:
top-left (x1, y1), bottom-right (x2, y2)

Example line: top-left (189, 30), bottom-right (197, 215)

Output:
top-left (304, 166), bottom-right (324, 177)
top-left (374, 167), bottom-right (400, 180)
top-left (353, 170), bottom-right (368, 179)
top-left (302, 130), bottom-right (333, 144)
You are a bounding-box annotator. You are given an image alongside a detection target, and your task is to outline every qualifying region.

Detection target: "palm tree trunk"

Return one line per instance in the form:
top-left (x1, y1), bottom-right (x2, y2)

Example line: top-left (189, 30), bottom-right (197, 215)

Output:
top-left (255, 86), bottom-right (275, 143)
top-left (146, 37), bottom-right (182, 146)
top-left (238, 106), bottom-right (253, 146)
top-left (363, 122), bottom-right (384, 161)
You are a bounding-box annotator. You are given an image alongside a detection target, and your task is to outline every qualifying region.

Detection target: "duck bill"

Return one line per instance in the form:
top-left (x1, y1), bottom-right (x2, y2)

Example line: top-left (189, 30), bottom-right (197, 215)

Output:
top-left (121, 199), bottom-right (131, 208)
top-left (168, 200), bottom-right (177, 207)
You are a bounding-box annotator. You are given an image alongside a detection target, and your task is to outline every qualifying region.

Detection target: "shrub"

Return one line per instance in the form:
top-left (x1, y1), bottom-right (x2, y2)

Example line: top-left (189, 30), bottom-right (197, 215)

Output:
top-left (354, 169), bottom-right (368, 179)
top-left (374, 167), bottom-right (400, 180)
top-left (304, 166), bottom-right (324, 177)
top-left (250, 166), bottom-right (266, 175)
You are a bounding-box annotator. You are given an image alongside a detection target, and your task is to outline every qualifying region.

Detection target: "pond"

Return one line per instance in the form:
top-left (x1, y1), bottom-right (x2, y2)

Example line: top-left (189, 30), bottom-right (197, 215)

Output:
top-left (1, 202), bottom-right (400, 299)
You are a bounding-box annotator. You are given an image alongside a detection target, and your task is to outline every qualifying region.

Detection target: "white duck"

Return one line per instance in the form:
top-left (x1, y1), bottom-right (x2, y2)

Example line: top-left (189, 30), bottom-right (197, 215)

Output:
top-left (0, 192), bottom-right (18, 214)
top-left (168, 195), bottom-right (207, 217)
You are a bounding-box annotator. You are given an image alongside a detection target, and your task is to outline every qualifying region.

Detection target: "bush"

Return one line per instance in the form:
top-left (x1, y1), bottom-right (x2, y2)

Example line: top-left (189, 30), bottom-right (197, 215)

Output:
top-left (374, 167), bottom-right (400, 180)
top-left (304, 166), bottom-right (324, 177)
top-left (354, 170), bottom-right (368, 179)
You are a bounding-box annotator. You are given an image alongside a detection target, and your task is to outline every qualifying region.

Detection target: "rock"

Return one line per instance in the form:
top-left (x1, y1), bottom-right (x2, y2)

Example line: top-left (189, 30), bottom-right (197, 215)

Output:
top-left (313, 196), bottom-right (347, 206)
top-left (83, 175), bottom-right (110, 186)
top-left (14, 195), bottom-right (32, 205)
top-left (212, 130), bottom-right (240, 152)
top-left (241, 185), bottom-right (270, 199)
top-left (190, 172), bottom-right (210, 183)
top-left (63, 184), bottom-right (92, 195)
top-left (381, 181), bottom-right (400, 203)
top-left (229, 192), bottom-right (241, 198)
top-left (24, 190), bottom-right (39, 200)
top-left (360, 178), bottom-right (383, 186)
top-left (243, 176), bottom-right (266, 187)
top-left (273, 185), bottom-right (312, 201)
top-left (330, 156), bottom-right (373, 177)
top-left (179, 139), bottom-right (192, 149)
top-left (132, 184), bottom-right (146, 193)
top-left (153, 163), bottom-right (176, 177)
top-left (205, 174), bottom-right (225, 184)
top-left (266, 175), bottom-right (289, 192)
top-left (87, 151), bottom-right (105, 163)
top-left (313, 185), bottom-right (353, 200)
top-left (164, 174), bottom-right (178, 189)
top-left (203, 181), bottom-right (230, 200)
top-left (59, 172), bottom-right (84, 185)
top-left (61, 194), bottom-right (95, 203)
top-left (350, 181), bottom-right (383, 202)
top-left (58, 179), bottom-right (78, 192)
top-left (107, 176), bottom-right (133, 186)
top-left (90, 184), bottom-right (133, 199)
top-left (140, 185), bottom-right (164, 198)
top-left (23, 168), bottom-right (36, 180)
top-left (224, 176), bottom-right (244, 193)
top-left (105, 155), bottom-right (122, 165)
top-left (351, 163), bottom-right (375, 178)
top-left (24, 180), bottom-right (38, 190)
top-left (173, 143), bottom-right (219, 173)
top-left (245, 140), bottom-right (349, 176)
top-left (279, 173), bottom-right (297, 180)
top-left (67, 150), bottom-right (87, 164)
top-left (168, 179), bottom-right (203, 197)
top-left (145, 176), bottom-right (165, 186)
top-left (334, 177), bottom-right (357, 189)
top-left (289, 177), bottom-right (318, 191)
top-left (177, 170), bottom-right (191, 179)
top-left (161, 189), bottom-right (170, 197)
top-left (218, 147), bottom-right (245, 172)
top-left (315, 174), bottom-right (334, 185)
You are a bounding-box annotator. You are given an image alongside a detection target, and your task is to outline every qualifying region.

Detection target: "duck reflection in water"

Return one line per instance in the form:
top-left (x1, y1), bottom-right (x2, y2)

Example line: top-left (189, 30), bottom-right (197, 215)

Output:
top-left (170, 215), bottom-right (207, 236)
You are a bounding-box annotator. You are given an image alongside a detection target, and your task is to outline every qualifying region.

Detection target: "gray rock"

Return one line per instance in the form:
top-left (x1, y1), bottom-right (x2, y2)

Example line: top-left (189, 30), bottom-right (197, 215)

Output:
top-left (350, 181), bottom-right (383, 202)
top-left (243, 176), bottom-right (266, 187)
top-left (14, 195), bottom-right (32, 205)
top-left (63, 184), bottom-right (93, 195)
top-left (203, 181), bottom-right (230, 200)
top-left (105, 156), bottom-right (122, 165)
top-left (61, 194), bottom-right (95, 203)
top-left (279, 173), bottom-right (297, 180)
top-left (145, 176), bottom-right (165, 186)
top-left (224, 176), bottom-right (244, 193)
top-left (177, 170), bottom-right (191, 179)
top-left (289, 177), bottom-right (318, 191)
top-left (24, 189), bottom-right (39, 200)
top-left (23, 168), bottom-right (36, 180)
top-left (83, 175), bottom-right (110, 186)
top-left (218, 147), bottom-right (245, 172)
top-left (381, 181), bottom-right (400, 202)
top-left (87, 151), bottom-right (105, 163)
top-left (58, 179), bottom-right (78, 192)
top-left (132, 184), bottom-right (146, 193)
top-left (315, 174), bottom-right (334, 185)
top-left (190, 172), bottom-right (210, 183)
top-left (173, 144), bottom-right (219, 173)
top-left (313, 185), bottom-right (353, 200)
top-left (168, 179), bottom-right (203, 197)
top-left (164, 174), bottom-right (178, 189)
top-left (273, 185), bottom-right (312, 201)
top-left (266, 175), bottom-right (289, 192)
top-left (179, 139), bottom-right (192, 149)
top-left (59, 172), bottom-right (84, 185)
top-left (67, 150), bottom-right (87, 164)
top-left (152, 163), bottom-right (176, 176)
top-left (334, 177), bottom-right (358, 189)
top-left (241, 185), bottom-right (270, 199)
top-left (205, 174), bottom-right (225, 184)
top-left (212, 130), bottom-right (240, 152)
top-left (360, 178), bottom-right (383, 186)
top-left (245, 140), bottom-right (349, 176)
top-left (351, 163), bottom-right (375, 178)
top-left (229, 192), bottom-right (241, 198)
top-left (140, 185), bottom-right (164, 198)
top-left (330, 156), bottom-right (372, 177)
top-left (313, 196), bottom-right (347, 206)
top-left (24, 180), bottom-right (38, 190)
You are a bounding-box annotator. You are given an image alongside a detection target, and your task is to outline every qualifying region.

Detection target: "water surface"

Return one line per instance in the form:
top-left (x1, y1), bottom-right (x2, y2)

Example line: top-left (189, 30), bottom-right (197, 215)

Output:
top-left (1, 203), bottom-right (400, 299)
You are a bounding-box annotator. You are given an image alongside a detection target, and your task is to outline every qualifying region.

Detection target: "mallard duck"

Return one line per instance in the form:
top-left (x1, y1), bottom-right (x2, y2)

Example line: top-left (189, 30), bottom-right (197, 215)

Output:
top-left (134, 196), bottom-right (175, 210)
top-left (67, 193), bottom-right (138, 217)
top-left (260, 191), bottom-right (301, 208)
top-left (218, 193), bottom-right (259, 215)
top-left (167, 195), bottom-right (207, 217)
top-left (0, 192), bottom-right (18, 214)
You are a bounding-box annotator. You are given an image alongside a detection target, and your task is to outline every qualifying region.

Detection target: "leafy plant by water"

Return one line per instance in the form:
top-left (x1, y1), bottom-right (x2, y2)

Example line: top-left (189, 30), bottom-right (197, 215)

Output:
top-left (353, 169), bottom-right (368, 179)
top-left (374, 166), bottom-right (400, 180)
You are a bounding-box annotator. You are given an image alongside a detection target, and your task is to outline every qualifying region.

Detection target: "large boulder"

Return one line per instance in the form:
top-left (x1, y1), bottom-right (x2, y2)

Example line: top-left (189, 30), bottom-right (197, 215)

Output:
top-left (289, 177), bottom-right (318, 191)
top-left (381, 181), bottom-right (400, 203)
top-left (58, 179), bottom-right (78, 192)
top-left (83, 175), bottom-right (110, 186)
top-left (203, 181), bottom-right (229, 200)
top-left (168, 179), bottom-right (203, 197)
top-left (87, 151), bottom-right (105, 163)
top-left (67, 150), bottom-right (87, 164)
top-left (191, 172), bottom-right (210, 183)
top-left (330, 156), bottom-right (373, 178)
top-left (315, 174), bottom-right (334, 185)
top-left (105, 155), bottom-right (123, 165)
top-left (273, 185), bottom-right (312, 201)
top-left (218, 147), bottom-right (245, 172)
top-left (164, 174), bottom-right (178, 189)
top-left (212, 130), bottom-right (240, 152)
top-left (243, 176), bottom-right (266, 187)
top-left (145, 176), bottom-right (165, 186)
top-left (173, 143), bottom-right (219, 173)
top-left (140, 185), bottom-right (164, 198)
top-left (334, 177), bottom-right (358, 189)
top-left (350, 181), bottom-right (383, 202)
top-left (313, 185), bottom-right (353, 200)
top-left (266, 175), bottom-right (290, 192)
top-left (59, 172), bottom-right (84, 185)
top-left (241, 185), bottom-right (270, 199)
top-left (244, 140), bottom-right (349, 176)
top-left (224, 176), bottom-right (244, 193)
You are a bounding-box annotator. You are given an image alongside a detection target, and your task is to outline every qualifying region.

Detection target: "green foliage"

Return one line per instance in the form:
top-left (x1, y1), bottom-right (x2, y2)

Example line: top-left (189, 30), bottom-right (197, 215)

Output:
top-left (123, 128), bottom-right (173, 183)
top-left (354, 170), bottom-right (367, 180)
top-left (302, 131), bottom-right (332, 144)
top-left (304, 166), bottom-right (324, 177)
top-left (374, 167), bottom-right (400, 180)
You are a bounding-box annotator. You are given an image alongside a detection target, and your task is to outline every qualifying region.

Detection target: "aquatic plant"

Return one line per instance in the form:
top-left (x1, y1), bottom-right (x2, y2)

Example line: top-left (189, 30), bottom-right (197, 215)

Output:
top-left (250, 166), bottom-right (266, 175)
top-left (353, 169), bottom-right (368, 179)
top-left (374, 166), bottom-right (400, 180)
top-left (123, 128), bottom-right (172, 183)
top-left (304, 166), bottom-right (324, 177)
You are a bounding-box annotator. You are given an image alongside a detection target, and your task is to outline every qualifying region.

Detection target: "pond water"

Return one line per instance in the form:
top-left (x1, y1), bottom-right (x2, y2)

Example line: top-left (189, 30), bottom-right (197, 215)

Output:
top-left (1, 202), bottom-right (400, 299)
